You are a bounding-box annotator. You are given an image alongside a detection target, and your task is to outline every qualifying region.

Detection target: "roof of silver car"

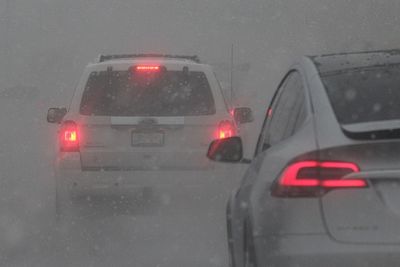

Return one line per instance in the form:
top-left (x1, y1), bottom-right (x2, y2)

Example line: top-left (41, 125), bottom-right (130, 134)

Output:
top-left (309, 49), bottom-right (400, 74)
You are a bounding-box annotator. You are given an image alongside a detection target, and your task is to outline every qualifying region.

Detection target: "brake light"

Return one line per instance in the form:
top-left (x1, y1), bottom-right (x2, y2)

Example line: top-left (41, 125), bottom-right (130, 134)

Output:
top-left (272, 161), bottom-right (367, 197)
top-left (64, 130), bottom-right (77, 142)
top-left (135, 66), bottom-right (160, 71)
top-left (218, 120), bottom-right (236, 139)
top-left (60, 121), bottom-right (79, 152)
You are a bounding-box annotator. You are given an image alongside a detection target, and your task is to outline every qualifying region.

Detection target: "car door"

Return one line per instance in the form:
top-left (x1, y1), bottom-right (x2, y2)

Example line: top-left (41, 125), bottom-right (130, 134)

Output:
top-left (230, 70), bottom-right (307, 264)
top-left (239, 70), bottom-right (306, 204)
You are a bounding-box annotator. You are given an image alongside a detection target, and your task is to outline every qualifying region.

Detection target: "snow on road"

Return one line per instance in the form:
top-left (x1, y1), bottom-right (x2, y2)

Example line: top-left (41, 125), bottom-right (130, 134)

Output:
top-left (0, 92), bottom-right (245, 267)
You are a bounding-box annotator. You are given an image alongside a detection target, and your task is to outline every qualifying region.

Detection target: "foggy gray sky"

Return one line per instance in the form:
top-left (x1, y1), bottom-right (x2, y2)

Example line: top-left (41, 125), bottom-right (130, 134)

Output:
top-left (1, 0), bottom-right (400, 106)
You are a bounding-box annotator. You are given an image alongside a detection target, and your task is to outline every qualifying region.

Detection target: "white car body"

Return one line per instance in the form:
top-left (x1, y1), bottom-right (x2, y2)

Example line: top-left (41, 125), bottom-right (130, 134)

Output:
top-left (54, 56), bottom-right (236, 197)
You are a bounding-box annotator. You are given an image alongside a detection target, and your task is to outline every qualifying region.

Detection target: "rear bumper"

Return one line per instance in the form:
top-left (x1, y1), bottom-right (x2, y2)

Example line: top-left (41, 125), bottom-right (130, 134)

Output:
top-left (55, 152), bottom-right (243, 195)
top-left (57, 168), bottom-right (234, 189)
top-left (254, 234), bottom-right (400, 267)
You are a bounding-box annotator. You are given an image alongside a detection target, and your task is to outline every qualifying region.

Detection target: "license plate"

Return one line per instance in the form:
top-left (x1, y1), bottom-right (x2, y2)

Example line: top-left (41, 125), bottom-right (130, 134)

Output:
top-left (131, 131), bottom-right (164, 146)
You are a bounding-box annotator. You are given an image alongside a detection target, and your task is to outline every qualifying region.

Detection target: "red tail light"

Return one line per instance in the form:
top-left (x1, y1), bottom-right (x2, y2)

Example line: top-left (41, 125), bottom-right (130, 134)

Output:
top-left (218, 120), bottom-right (236, 139)
top-left (135, 66), bottom-right (160, 71)
top-left (60, 121), bottom-right (79, 152)
top-left (272, 161), bottom-right (367, 197)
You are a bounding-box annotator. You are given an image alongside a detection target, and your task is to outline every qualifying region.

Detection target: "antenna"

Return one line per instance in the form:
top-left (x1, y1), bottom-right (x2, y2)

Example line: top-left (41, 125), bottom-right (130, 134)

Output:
top-left (230, 44), bottom-right (234, 104)
top-left (3, 0), bottom-right (12, 86)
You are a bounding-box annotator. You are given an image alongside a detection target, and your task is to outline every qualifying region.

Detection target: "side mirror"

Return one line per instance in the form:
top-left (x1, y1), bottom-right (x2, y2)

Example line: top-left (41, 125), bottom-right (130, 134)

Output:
top-left (234, 107), bottom-right (254, 124)
top-left (207, 137), bottom-right (243, 162)
top-left (47, 107), bottom-right (67, 123)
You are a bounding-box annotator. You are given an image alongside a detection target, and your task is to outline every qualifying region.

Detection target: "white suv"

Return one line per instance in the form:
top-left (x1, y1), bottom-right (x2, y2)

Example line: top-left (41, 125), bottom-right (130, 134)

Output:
top-left (47, 54), bottom-right (253, 216)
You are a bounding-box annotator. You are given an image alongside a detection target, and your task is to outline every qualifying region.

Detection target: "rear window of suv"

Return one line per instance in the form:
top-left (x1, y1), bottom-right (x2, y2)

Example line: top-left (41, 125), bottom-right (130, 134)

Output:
top-left (80, 70), bottom-right (216, 116)
top-left (321, 65), bottom-right (400, 124)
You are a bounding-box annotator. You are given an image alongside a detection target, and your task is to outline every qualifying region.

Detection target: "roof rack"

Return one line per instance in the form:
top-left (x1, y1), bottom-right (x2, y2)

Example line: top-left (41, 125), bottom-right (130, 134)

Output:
top-left (97, 54), bottom-right (201, 63)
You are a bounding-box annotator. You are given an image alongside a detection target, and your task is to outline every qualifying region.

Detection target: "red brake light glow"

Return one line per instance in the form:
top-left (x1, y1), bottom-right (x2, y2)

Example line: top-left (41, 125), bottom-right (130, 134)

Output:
top-left (273, 161), bottom-right (367, 197)
top-left (135, 66), bottom-right (160, 71)
top-left (219, 130), bottom-right (232, 139)
top-left (218, 120), bottom-right (236, 139)
top-left (64, 130), bottom-right (77, 142)
top-left (321, 179), bottom-right (367, 188)
top-left (60, 121), bottom-right (79, 152)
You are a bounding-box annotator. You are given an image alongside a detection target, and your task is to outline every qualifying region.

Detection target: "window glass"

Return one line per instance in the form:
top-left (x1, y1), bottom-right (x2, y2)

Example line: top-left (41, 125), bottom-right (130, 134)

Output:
top-left (80, 70), bottom-right (216, 116)
top-left (293, 95), bottom-right (307, 132)
top-left (264, 71), bottom-right (305, 146)
top-left (322, 65), bottom-right (400, 124)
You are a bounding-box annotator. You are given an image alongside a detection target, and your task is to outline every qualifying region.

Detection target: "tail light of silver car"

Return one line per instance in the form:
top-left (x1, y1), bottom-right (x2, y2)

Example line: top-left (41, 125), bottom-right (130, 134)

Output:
top-left (272, 161), bottom-right (368, 197)
top-left (59, 121), bottom-right (79, 152)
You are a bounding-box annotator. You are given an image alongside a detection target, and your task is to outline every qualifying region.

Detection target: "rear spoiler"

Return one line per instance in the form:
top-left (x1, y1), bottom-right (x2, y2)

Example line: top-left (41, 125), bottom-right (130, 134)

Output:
top-left (342, 120), bottom-right (400, 140)
top-left (97, 54), bottom-right (201, 63)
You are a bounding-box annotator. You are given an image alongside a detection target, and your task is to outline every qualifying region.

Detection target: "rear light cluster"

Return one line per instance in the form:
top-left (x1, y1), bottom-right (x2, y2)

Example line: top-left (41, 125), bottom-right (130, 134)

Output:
top-left (218, 120), bottom-right (236, 139)
top-left (60, 121), bottom-right (79, 152)
top-left (272, 161), bottom-right (367, 197)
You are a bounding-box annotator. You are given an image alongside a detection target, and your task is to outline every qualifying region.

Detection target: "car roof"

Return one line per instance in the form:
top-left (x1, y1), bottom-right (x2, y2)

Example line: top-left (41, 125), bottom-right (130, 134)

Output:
top-left (308, 49), bottom-right (400, 74)
top-left (87, 57), bottom-right (209, 71)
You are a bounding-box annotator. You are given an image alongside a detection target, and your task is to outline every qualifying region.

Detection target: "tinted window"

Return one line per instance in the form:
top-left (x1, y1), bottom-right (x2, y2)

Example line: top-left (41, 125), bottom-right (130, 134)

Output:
top-left (80, 70), bottom-right (216, 116)
top-left (322, 65), bottom-right (400, 124)
top-left (265, 71), bottom-right (305, 146)
top-left (293, 97), bottom-right (307, 132)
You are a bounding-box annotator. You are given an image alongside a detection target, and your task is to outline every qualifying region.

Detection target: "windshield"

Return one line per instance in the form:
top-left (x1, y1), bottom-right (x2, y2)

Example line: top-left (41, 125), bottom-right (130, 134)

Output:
top-left (322, 65), bottom-right (400, 124)
top-left (80, 70), bottom-right (216, 116)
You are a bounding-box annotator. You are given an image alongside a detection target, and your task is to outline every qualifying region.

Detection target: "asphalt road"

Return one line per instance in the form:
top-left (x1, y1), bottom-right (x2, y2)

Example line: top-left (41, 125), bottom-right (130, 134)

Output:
top-left (0, 93), bottom-right (246, 267)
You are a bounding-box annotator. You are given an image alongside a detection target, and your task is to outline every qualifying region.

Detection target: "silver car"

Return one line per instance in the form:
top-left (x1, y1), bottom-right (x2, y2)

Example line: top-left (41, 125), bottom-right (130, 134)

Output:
top-left (208, 50), bottom-right (400, 266)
